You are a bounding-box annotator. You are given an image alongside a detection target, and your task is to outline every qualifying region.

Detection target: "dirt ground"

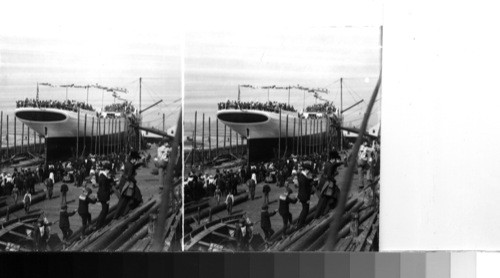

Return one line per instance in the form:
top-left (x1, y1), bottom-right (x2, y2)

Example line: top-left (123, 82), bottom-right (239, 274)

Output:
top-left (187, 161), bottom-right (370, 239)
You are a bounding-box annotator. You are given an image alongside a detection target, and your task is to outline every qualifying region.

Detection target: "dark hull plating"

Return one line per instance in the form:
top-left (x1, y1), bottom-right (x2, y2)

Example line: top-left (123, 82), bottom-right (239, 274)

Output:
top-left (46, 132), bottom-right (126, 161)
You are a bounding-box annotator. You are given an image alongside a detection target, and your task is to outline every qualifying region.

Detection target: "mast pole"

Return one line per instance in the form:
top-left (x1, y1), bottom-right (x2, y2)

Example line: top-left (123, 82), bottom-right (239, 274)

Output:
top-left (86, 86), bottom-right (89, 105)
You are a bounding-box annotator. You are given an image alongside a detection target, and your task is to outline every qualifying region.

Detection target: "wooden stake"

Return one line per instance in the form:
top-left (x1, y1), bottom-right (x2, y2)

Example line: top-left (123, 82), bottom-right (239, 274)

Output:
top-left (223, 124), bottom-right (226, 151)
top-left (208, 117), bottom-right (211, 161)
top-left (0, 111), bottom-right (2, 158)
top-left (293, 117), bottom-right (296, 155)
top-left (202, 113), bottom-right (205, 164)
top-left (216, 119), bottom-right (219, 157)
top-left (21, 123), bottom-right (24, 153)
top-left (278, 109), bottom-right (281, 159)
top-left (286, 114), bottom-right (289, 157)
top-left (27, 126), bottom-right (30, 153)
top-left (91, 117), bottom-right (94, 155)
top-left (6, 115), bottom-right (9, 158)
top-left (14, 116), bottom-right (16, 155)
top-left (192, 111), bottom-right (197, 165)
top-left (77, 108), bottom-right (80, 158)
top-left (84, 114), bottom-right (87, 156)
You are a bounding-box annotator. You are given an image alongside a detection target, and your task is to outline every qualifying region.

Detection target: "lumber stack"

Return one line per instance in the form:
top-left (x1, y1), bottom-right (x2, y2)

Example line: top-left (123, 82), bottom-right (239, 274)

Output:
top-left (64, 196), bottom-right (182, 252)
top-left (264, 196), bottom-right (378, 252)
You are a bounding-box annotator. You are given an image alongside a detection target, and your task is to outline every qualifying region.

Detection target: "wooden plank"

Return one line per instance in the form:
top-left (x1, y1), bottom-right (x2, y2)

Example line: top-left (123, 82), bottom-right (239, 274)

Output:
top-left (184, 222), bottom-right (227, 250)
top-left (8, 230), bottom-right (31, 240)
top-left (353, 212), bottom-right (378, 252)
top-left (362, 217), bottom-right (379, 251)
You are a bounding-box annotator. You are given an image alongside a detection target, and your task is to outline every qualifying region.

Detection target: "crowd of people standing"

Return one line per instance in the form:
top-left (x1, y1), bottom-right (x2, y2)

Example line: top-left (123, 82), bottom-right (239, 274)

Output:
top-left (218, 100), bottom-right (296, 113)
top-left (16, 98), bottom-right (94, 112)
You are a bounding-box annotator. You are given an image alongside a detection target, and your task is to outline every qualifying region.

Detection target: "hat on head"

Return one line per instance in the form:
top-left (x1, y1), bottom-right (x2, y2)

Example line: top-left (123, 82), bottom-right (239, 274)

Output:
top-left (61, 204), bottom-right (68, 210)
top-left (329, 150), bottom-right (341, 160)
top-left (103, 163), bottom-right (112, 170)
top-left (262, 205), bottom-right (269, 210)
top-left (302, 163), bottom-right (312, 171)
top-left (129, 150), bottom-right (141, 159)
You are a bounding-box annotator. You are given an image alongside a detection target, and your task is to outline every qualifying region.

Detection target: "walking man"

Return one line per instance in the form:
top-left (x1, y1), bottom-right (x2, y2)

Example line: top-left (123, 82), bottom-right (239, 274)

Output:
top-left (278, 187), bottom-right (297, 236)
top-left (297, 163), bottom-right (313, 228)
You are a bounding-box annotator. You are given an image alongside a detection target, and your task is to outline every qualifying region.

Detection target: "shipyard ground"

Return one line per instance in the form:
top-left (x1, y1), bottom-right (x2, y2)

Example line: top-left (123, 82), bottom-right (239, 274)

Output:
top-left (186, 161), bottom-right (370, 243)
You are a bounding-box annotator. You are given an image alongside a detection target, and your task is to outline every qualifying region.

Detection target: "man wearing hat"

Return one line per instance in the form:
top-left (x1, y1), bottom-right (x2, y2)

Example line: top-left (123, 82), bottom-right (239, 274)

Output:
top-left (260, 204), bottom-right (277, 240)
top-left (278, 187), bottom-right (298, 236)
top-left (114, 150), bottom-right (143, 219)
top-left (60, 183), bottom-right (69, 206)
top-left (156, 140), bottom-right (170, 190)
top-left (96, 163), bottom-right (113, 229)
top-left (78, 187), bottom-right (97, 237)
top-left (59, 204), bottom-right (77, 241)
top-left (234, 217), bottom-right (252, 251)
top-left (315, 151), bottom-right (343, 218)
top-left (297, 162), bottom-right (314, 229)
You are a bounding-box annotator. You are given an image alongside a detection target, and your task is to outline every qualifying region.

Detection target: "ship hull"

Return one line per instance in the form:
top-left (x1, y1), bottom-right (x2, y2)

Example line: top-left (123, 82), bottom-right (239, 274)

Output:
top-left (15, 107), bottom-right (128, 160)
top-left (217, 109), bottom-right (332, 161)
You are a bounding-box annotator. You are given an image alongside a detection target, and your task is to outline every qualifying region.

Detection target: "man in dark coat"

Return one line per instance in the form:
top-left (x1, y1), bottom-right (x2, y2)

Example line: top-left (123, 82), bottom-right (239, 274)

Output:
top-left (260, 205), bottom-right (277, 240)
top-left (59, 204), bottom-right (76, 241)
top-left (60, 183), bottom-right (69, 206)
top-left (262, 184), bottom-right (271, 206)
top-left (96, 164), bottom-right (113, 229)
top-left (78, 187), bottom-right (97, 237)
top-left (297, 163), bottom-right (313, 228)
top-left (315, 151), bottom-right (342, 218)
top-left (278, 187), bottom-right (297, 236)
top-left (114, 151), bottom-right (143, 219)
top-left (234, 218), bottom-right (252, 251)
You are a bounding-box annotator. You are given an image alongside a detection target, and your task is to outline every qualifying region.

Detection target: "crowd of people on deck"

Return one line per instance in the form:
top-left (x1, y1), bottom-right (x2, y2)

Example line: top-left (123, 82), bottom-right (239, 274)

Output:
top-left (218, 100), bottom-right (296, 113)
top-left (184, 139), bottom-right (380, 251)
top-left (104, 101), bottom-right (135, 114)
top-left (16, 98), bottom-right (95, 112)
top-left (304, 101), bottom-right (336, 114)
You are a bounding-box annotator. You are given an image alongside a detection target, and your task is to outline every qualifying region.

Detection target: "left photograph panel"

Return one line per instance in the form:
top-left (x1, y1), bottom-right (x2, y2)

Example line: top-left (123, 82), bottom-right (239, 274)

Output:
top-left (0, 31), bottom-right (182, 251)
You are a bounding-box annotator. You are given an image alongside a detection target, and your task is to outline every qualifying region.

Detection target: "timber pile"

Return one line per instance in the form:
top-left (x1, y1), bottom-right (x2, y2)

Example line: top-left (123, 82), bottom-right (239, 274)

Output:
top-left (264, 196), bottom-right (378, 252)
top-left (0, 211), bottom-right (44, 251)
top-left (185, 193), bottom-right (248, 226)
top-left (64, 197), bottom-right (181, 252)
top-left (0, 189), bottom-right (50, 217)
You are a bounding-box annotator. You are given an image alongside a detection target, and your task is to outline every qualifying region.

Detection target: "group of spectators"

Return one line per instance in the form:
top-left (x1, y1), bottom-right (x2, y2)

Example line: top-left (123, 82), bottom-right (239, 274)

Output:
top-left (104, 101), bottom-right (135, 114)
top-left (0, 168), bottom-right (38, 206)
top-left (16, 98), bottom-right (94, 112)
top-left (304, 101), bottom-right (336, 114)
top-left (218, 100), bottom-right (297, 113)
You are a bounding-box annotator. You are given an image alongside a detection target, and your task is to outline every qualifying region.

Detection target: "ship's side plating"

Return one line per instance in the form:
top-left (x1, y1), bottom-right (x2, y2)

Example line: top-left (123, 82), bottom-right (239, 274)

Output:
top-left (15, 107), bottom-right (129, 160)
top-left (217, 109), bottom-right (335, 161)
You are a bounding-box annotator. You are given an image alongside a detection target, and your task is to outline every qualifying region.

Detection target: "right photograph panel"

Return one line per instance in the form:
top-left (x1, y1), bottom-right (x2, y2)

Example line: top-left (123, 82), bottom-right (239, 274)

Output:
top-left (183, 27), bottom-right (382, 252)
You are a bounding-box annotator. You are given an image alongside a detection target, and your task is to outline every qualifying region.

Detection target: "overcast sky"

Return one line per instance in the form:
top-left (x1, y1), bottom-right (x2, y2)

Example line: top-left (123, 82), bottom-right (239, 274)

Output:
top-left (185, 27), bottom-right (382, 130)
top-left (0, 26), bottom-right (181, 130)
